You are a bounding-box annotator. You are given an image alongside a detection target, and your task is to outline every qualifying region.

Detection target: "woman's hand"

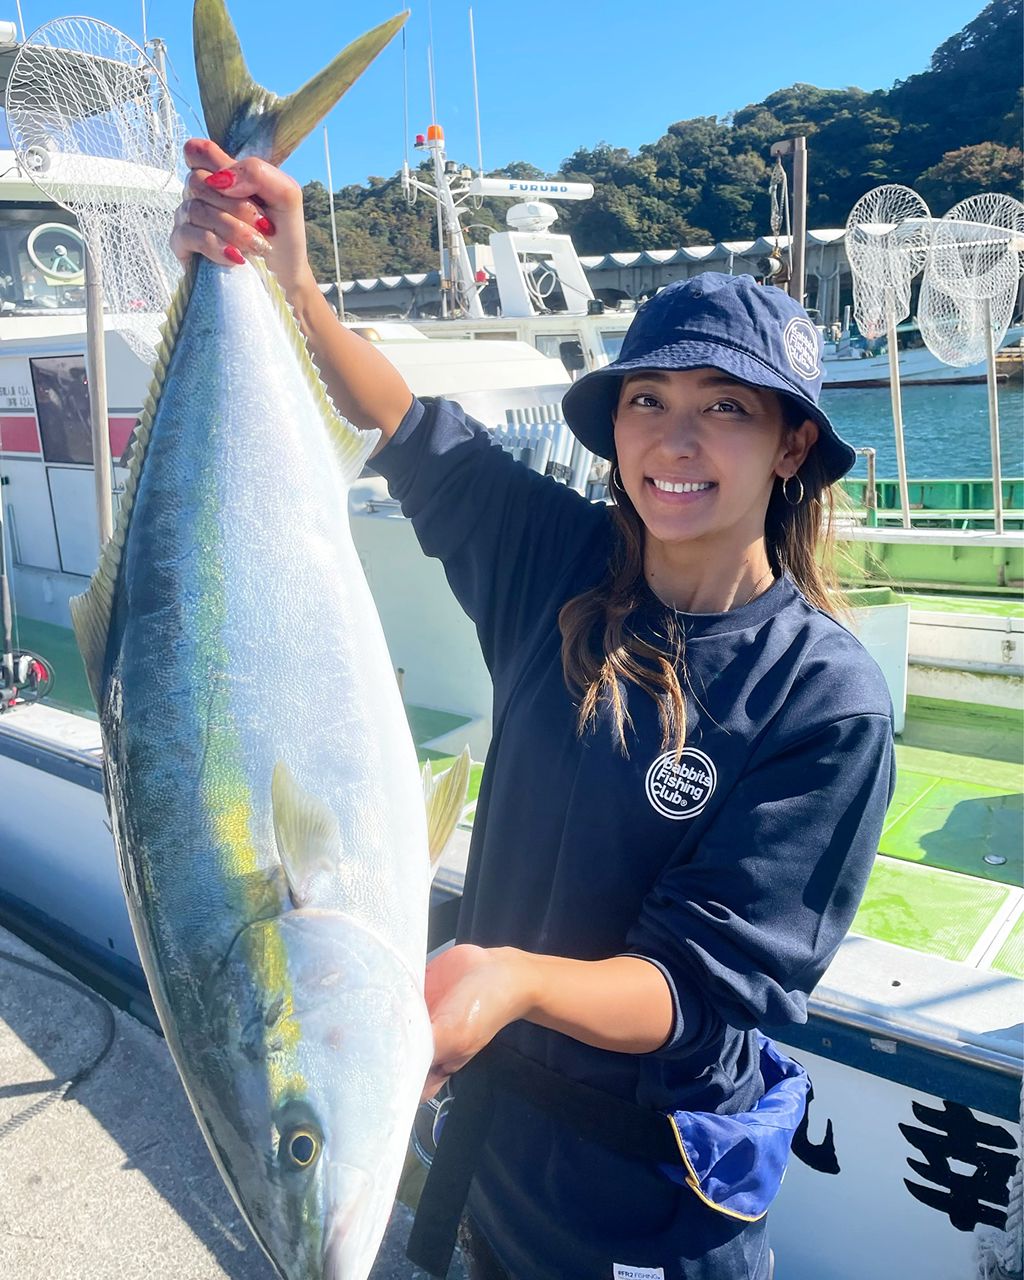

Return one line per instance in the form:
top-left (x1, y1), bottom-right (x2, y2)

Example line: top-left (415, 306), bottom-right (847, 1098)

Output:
top-left (171, 137), bottom-right (315, 299)
top-left (420, 947), bottom-right (675, 1101)
top-left (169, 135), bottom-right (413, 436)
top-left (421, 945), bottom-right (530, 1101)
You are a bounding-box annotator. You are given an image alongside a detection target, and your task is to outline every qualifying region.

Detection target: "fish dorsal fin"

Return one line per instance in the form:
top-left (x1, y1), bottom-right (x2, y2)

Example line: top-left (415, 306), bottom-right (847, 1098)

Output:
top-left (70, 266), bottom-right (196, 706)
top-left (194, 0), bottom-right (407, 165)
top-left (422, 747), bottom-right (472, 874)
top-left (271, 761), bottom-right (340, 907)
top-left (251, 257), bottom-right (380, 484)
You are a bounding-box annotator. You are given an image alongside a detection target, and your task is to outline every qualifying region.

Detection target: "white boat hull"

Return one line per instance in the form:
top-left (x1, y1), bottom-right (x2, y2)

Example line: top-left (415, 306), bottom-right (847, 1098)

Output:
top-left (823, 329), bottom-right (1023, 388)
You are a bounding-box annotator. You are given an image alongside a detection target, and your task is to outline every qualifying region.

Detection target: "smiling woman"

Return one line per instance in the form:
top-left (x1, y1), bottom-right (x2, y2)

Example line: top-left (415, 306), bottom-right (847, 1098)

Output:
top-left (556, 276), bottom-right (849, 762)
top-left (174, 130), bottom-right (896, 1278)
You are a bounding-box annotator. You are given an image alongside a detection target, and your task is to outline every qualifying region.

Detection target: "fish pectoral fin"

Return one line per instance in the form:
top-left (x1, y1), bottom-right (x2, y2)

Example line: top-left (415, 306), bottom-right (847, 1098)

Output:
top-left (271, 761), bottom-right (339, 907)
top-left (423, 747), bottom-right (472, 874)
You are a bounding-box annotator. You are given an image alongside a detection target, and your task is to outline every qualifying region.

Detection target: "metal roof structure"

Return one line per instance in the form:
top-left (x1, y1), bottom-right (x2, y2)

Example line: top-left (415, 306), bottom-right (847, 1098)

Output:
top-left (337, 230), bottom-right (849, 295)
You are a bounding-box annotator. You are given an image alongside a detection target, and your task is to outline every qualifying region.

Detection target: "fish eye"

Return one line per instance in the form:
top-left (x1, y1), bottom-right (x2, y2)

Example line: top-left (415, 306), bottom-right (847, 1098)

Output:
top-left (284, 1128), bottom-right (321, 1169)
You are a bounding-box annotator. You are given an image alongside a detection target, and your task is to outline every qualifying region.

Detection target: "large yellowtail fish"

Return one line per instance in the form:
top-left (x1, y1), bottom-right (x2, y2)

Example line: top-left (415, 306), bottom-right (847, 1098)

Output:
top-left (71, 3), bottom-right (467, 1275)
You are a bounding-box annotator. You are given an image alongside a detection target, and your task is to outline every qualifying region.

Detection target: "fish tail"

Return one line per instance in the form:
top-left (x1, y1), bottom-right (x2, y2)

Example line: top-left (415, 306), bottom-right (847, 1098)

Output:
top-left (193, 0), bottom-right (407, 165)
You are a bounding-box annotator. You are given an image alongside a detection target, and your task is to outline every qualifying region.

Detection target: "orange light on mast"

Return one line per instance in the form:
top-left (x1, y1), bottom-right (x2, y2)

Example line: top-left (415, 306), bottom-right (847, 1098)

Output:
top-left (426, 124), bottom-right (444, 143)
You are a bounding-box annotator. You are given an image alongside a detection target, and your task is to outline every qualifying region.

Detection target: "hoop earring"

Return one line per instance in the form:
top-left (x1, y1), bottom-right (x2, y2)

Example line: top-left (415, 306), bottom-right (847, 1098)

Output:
top-left (782, 474), bottom-right (805, 506)
top-left (611, 465), bottom-right (625, 494)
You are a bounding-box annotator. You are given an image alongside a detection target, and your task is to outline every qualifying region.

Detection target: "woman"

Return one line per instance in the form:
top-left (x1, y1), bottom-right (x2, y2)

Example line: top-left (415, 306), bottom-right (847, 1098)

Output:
top-left (173, 141), bottom-right (895, 1280)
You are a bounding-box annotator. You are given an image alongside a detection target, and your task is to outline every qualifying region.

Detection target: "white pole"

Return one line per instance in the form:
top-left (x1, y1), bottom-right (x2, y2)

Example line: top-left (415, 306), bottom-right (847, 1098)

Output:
top-left (323, 127), bottom-right (344, 317)
top-left (85, 239), bottom-right (113, 546)
top-left (791, 137), bottom-right (807, 307)
top-left (984, 297), bottom-right (1005, 535)
top-left (886, 309), bottom-right (911, 530)
top-left (469, 7), bottom-right (484, 177)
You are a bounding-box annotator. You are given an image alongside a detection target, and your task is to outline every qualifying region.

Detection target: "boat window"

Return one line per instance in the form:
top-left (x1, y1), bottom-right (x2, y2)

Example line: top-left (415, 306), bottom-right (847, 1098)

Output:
top-left (533, 333), bottom-right (578, 363)
top-left (469, 330), bottom-right (517, 342)
top-left (30, 356), bottom-right (93, 465)
top-left (599, 330), bottom-right (628, 361)
top-left (0, 215), bottom-right (86, 313)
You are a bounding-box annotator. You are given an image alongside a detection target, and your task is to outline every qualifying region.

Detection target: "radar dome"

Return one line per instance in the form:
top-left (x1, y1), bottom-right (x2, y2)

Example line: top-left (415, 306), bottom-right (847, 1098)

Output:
top-left (506, 201), bottom-right (558, 233)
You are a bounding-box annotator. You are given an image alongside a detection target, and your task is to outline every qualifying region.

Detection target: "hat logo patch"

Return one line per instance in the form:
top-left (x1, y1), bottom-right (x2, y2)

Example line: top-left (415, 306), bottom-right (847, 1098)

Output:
top-left (783, 317), bottom-right (820, 381)
top-left (645, 748), bottom-right (717, 820)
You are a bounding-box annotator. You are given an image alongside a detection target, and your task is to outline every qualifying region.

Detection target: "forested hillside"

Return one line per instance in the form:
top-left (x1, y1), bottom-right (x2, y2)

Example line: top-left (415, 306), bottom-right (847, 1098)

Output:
top-left (302, 0), bottom-right (1023, 280)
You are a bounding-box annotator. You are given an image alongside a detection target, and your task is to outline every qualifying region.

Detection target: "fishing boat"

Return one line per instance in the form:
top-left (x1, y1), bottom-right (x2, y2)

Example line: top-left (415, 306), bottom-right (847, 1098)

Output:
top-left (372, 130), bottom-right (1024, 401)
top-left (822, 323), bottom-right (1024, 389)
top-left (0, 17), bottom-right (1020, 1280)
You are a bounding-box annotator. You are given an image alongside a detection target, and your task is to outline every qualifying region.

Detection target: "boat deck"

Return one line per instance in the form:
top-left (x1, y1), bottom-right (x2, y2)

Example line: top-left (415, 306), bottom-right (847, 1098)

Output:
top-left (7, 610), bottom-right (1023, 979)
top-left (854, 696), bottom-right (1022, 972)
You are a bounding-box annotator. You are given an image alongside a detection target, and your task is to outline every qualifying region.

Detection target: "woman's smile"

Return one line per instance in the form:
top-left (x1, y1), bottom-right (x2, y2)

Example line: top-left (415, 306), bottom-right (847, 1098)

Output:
top-left (647, 477), bottom-right (718, 501)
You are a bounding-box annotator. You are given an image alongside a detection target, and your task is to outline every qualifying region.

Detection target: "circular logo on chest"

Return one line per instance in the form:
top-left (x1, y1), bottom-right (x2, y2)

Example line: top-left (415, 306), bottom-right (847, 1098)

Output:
top-left (644, 748), bottom-right (717, 820)
top-left (783, 316), bottom-right (821, 381)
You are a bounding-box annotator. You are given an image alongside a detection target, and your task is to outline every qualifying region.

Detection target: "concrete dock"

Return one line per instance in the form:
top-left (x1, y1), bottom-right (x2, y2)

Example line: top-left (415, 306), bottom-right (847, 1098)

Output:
top-left (0, 926), bottom-right (465, 1280)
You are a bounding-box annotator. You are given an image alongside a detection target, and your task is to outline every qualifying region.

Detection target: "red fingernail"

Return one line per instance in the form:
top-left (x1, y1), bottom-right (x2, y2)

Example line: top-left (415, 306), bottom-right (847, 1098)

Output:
top-left (254, 215), bottom-right (275, 236)
top-left (223, 245), bottom-right (245, 266)
top-left (206, 169), bottom-right (235, 190)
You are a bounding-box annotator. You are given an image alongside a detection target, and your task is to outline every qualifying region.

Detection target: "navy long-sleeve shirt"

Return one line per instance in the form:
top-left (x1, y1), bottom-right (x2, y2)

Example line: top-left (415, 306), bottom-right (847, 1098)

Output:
top-left (373, 397), bottom-right (895, 1280)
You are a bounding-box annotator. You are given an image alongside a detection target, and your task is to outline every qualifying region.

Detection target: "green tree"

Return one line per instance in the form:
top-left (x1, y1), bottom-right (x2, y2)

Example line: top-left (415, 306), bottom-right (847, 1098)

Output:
top-left (917, 142), bottom-right (1024, 210)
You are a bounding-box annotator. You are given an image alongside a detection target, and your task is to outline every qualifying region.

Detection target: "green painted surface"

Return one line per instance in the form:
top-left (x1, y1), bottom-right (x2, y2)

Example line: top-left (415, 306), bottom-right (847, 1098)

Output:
top-left (882, 699), bottom-right (1023, 889)
top-left (991, 913), bottom-right (1024, 979)
top-left (405, 704), bottom-right (471, 747)
top-left (882, 769), bottom-right (940, 830)
top-left (839, 535), bottom-right (1024, 593)
top-left (899, 697), bottom-right (1023, 771)
top-left (881, 777), bottom-right (1021, 886)
top-left (900, 593), bottom-right (1024, 618)
top-left (840, 477), bottom-right (1024, 515)
top-left (851, 858), bottom-right (1010, 962)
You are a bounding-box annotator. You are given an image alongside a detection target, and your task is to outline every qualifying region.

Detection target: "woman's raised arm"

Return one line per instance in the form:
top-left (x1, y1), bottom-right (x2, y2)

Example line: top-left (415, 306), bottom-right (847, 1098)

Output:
top-left (170, 137), bottom-right (413, 440)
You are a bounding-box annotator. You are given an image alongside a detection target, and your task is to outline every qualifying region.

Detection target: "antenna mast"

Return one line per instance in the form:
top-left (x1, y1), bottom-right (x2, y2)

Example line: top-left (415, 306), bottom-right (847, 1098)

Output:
top-left (469, 7), bottom-right (484, 178)
top-left (323, 126), bottom-right (345, 317)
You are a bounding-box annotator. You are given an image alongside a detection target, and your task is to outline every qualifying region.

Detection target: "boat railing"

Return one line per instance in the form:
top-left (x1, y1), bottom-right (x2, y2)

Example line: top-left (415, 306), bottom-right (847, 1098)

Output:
top-left (495, 406), bottom-right (597, 496)
top-left (840, 472), bottom-right (1024, 530)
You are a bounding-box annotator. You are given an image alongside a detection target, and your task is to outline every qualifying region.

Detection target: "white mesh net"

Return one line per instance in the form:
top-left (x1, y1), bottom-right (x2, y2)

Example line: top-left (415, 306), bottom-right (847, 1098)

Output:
top-left (4, 18), bottom-right (186, 362)
top-left (845, 185), bottom-right (932, 339)
top-left (918, 194), bottom-right (1024, 368)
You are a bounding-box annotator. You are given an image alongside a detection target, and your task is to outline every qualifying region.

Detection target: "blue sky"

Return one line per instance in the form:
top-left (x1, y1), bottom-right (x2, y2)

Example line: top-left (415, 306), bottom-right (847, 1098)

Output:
top-left (11, 0), bottom-right (992, 188)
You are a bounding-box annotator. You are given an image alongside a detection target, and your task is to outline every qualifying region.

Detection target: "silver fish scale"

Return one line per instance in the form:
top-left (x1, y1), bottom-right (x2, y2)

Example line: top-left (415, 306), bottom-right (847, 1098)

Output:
top-left (110, 257), bottom-right (429, 982)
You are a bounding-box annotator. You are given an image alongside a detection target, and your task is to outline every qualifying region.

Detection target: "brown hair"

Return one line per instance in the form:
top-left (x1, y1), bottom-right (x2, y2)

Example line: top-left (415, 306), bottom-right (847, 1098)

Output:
top-left (557, 395), bottom-right (844, 758)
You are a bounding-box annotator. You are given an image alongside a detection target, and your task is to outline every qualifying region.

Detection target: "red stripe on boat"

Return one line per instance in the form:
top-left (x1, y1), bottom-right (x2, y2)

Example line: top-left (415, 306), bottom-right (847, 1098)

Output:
top-left (0, 416), bottom-right (41, 453)
top-left (109, 416), bottom-right (137, 457)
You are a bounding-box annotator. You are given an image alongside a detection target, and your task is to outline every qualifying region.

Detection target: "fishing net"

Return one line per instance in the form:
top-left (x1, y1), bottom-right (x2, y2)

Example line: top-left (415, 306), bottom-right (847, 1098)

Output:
top-left (917, 194), bottom-right (1024, 368)
top-left (4, 18), bottom-right (185, 361)
top-left (845, 185), bottom-right (931, 339)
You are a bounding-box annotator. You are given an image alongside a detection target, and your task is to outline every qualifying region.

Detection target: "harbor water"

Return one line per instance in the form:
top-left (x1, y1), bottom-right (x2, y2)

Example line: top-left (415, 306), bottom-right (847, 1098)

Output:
top-left (824, 381), bottom-right (1023, 481)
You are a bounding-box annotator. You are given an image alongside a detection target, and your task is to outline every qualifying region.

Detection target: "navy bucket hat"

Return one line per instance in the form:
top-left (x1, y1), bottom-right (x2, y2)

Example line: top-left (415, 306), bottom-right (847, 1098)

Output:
top-left (562, 272), bottom-right (856, 485)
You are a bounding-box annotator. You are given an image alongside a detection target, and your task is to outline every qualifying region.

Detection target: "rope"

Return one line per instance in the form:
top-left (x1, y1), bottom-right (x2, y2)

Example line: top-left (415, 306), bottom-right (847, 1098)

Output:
top-left (768, 157), bottom-right (793, 283)
top-left (769, 157), bottom-right (787, 241)
top-left (0, 947), bottom-right (117, 1143)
